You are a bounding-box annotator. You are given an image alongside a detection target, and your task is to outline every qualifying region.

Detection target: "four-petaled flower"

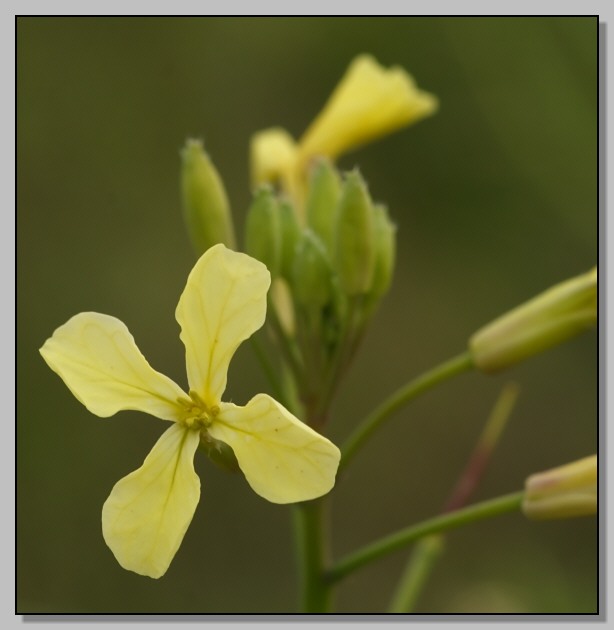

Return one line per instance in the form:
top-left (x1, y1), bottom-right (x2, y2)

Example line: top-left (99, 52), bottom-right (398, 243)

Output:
top-left (40, 244), bottom-right (340, 578)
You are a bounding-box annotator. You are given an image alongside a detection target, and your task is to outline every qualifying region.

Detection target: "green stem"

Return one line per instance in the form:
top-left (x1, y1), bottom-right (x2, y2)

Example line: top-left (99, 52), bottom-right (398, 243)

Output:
top-left (268, 303), bottom-right (305, 384)
top-left (388, 381), bottom-right (520, 612)
top-left (249, 335), bottom-right (285, 405)
top-left (388, 535), bottom-right (445, 613)
top-left (314, 295), bottom-right (362, 419)
top-left (293, 499), bottom-right (332, 612)
top-left (326, 491), bottom-right (524, 584)
top-left (340, 352), bottom-right (474, 472)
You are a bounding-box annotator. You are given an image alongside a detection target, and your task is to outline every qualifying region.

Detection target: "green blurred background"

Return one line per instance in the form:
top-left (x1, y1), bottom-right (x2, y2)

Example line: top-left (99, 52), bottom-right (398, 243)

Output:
top-left (17, 17), bottom-right (598, 613)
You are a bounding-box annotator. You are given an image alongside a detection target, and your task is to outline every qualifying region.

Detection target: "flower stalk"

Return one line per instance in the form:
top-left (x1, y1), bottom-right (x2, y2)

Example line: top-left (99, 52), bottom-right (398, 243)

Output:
top-left (326, 491), bottom-right (525, 584)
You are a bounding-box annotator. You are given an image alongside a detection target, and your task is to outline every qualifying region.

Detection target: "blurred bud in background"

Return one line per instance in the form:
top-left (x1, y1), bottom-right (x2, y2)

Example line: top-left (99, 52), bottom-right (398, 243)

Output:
top-left (181, 139), bottom-right (236, 255)
top-left (292, 230), bottom-right (334, 309)
top-left (522, 455), bottom-right (597, 520)
top-left (333, 170), bottom-right (376, 296)
top-left (244, 186), bottom-right (282, 277)
top-left (366, 203), bottom-right (397, 304)
top-left (305, 158), bottom-right (341, 252)
top-left (469, 267), bottom-right (597, 373)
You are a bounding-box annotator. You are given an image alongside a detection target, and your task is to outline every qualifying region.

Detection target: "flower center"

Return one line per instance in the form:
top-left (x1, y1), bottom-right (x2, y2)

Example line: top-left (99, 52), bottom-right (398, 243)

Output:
top-left (177, 390), bottom-right (219, 431)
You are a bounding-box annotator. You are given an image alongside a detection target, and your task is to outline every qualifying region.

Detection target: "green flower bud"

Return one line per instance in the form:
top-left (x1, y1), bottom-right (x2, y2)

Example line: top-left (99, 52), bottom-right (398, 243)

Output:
top-left (270, 277), bottom-right (296, 337)
top-left (199, 433), bottom-right (240, 474)
top-left (244, 186), bottom-right (281, 276)
top-left (469, 267), bottom-right (597, 373)
top-left (368, 204), bottom-right (397, 299)
top-left (292, 230), bottom-right (333, 308)
top-left (278, 199), bottom-right (302, 280)
top-left (333, 170), bottom-right (376, 295)
top-left (522, 455), bottom-right (597, 520)
top-left (180, 139), bottom-right (236, 254)
top-left (305, 158), bottom-right (341, 252)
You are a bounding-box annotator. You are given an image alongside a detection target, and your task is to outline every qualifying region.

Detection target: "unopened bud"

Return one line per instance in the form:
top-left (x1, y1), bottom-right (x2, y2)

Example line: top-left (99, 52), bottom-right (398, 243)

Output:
top-left (522, 455), bottom-right (597, 520)
top-left (305, 158), bottom-right (341, 252)
top-left (469, 267), bottom-right (597, 373)
top-left (278, 200), bottom-right (302, 280)
top-left (292, 230), bottom-right (333, 308)
top-left (181, 139), bottom-right (236, 255)
top-left (270, 277), bottom-right (296, 337)
top-left (333, 170), bottom-right (376, 295)
top-left (250, 127), bottom-right (297, 189)
top-left (244, 186), bottom-right (281, 276)
top-left (368, 204), bottom-right (397, 299)
top-left (200, 434), bottom-right (240, 474)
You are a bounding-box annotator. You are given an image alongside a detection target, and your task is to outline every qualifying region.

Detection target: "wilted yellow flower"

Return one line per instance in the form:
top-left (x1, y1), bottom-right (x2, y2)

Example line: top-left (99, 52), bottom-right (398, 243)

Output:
top-left (250, 54), bottom-right (438, 208)
top-left (40, 244), bottom-right (340, 579)
top-left (522, 455), bottom-right (597, 520)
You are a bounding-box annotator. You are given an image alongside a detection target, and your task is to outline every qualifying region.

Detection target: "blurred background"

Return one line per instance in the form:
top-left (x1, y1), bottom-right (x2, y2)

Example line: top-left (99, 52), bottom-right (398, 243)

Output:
top-left (17, 17), bottom-right (597, 614)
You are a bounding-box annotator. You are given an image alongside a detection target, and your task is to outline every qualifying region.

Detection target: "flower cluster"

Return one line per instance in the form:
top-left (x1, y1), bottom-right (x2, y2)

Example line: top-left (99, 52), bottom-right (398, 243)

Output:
top-left (182, 55), bottom-right (438, 426)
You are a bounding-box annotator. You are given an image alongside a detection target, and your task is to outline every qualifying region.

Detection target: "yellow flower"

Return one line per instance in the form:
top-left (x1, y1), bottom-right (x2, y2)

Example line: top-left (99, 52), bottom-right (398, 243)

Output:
top-left (522, 455), bottom-right (597, 520)
top-left (40, 244), bottom-right (340, 579)
top-left (250, 54), bottom-right (438, 208)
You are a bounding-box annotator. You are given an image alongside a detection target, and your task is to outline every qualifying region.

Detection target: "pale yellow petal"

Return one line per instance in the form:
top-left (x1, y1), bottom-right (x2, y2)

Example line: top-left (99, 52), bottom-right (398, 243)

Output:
top-left (210, 394), bottom-right (340, 504)
top-left (102, 424), bottom-right (201, 578)
top-left (40, 312), bottom-right (186, 420)
top-left (298, 54), bottom-right (438, 161)
top-left (175, 244), bottom-right (270, 406)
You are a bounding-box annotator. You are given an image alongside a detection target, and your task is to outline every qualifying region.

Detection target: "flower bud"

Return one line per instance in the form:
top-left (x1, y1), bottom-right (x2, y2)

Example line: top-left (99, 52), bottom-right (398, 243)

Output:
top-left (292, 230), bottom-right (333, 308)
top-left (333, 170), bottom-right (376, 295)
top-left (180, 139), bottom-right (236, 254)
top-left (249, 127), bottom-right (303, 203)
top-left (469, 267), bottom-right (597, 373)
top-left (199, 434), bottom-right (240, 474)
top-left (249, 127), bottom-right (297, 188)
top-left (368, 204), bottom-right (397, 299)
top-left (297, 54), bottom-right (438, 162)
top-left (270, 277), bottom-right (296, 337)
top-left (522, 455), bottom-right (597, 520)
top-left (244, 186), bottom-right (281, 276)
top-left (305, 158), bottom-right (341, 252)
top-left (278, 199), bottom-right (302, 280)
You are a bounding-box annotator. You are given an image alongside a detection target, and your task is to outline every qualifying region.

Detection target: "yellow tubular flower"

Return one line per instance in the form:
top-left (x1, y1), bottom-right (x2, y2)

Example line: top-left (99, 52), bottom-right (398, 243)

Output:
top-left (40, 244), bottom-right (340, 579)
top-left (250, 54), bottom-right (438, 209)
top-left (297, 54), bottom-right (438, 162)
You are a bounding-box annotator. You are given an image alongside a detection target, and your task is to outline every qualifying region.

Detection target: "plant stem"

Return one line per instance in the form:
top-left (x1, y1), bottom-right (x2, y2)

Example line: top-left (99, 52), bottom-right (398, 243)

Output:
top-left (388, 535), bottom-right (445, 613)
top-left (388, 381), bottom-right (520, 612)
top-left (293, 499), bottom-right (332, 612)
top-left (442, 382), bottom-right (519, 513)
top-left (314, 295), bottom-right (362, 419)
top-left (339, 352), bottom-right (474, 472)
top-left (249, 335), bottom-right (285, 404)
top-left (326, 491), bottom-right (524, 584)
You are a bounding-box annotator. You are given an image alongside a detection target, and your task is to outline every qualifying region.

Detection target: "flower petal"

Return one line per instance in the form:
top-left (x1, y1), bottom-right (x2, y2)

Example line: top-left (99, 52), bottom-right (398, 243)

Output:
top-left (209, 394), bottom-right (340, 504)
top-left (298, 54), bottom-right (438, 161)
top-left (175, 244), bottom-right (270, 406)
top-left (40, 312), bottom-right (186, 420)
top-left (101, 424), bottom-right (201, 578)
